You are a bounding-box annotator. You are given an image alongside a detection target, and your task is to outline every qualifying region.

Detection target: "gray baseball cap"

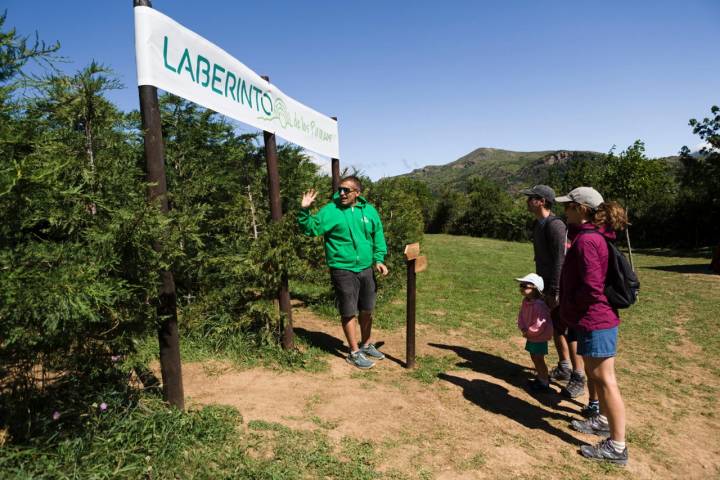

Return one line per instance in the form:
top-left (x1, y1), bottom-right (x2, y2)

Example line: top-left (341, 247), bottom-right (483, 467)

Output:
top-left (555, 187), bottom-right (604, 209)
top-left (520, 185), bottom-right (555, 202)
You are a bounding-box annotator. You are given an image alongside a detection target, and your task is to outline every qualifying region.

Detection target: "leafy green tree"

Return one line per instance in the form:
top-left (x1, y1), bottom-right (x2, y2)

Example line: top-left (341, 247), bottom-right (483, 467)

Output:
top-left (677, 106), bottom-right (720, 246)
top-left (446, 176), bottom-right (529, 241)
top-left (599, 141), bottom-right (675, 215)
top-left (0, 56), bottom-right (166, 439)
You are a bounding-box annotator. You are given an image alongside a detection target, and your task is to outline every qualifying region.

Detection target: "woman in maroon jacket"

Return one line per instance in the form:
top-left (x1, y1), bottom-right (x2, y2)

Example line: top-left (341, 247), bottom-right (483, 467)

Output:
top-left (556, 187), bottom-right (629, 466)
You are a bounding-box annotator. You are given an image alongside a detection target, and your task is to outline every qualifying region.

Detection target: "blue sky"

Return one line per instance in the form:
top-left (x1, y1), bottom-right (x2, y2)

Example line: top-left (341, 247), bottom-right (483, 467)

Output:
top-left (5, 1), bottom-right (719, 179)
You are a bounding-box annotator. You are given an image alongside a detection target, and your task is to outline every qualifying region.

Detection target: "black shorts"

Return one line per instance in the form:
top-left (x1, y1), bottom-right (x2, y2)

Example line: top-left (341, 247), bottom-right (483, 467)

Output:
top-left (550, 306), bottom-right (564, 332)
top-left (330, 267), bottom-right (376, 318)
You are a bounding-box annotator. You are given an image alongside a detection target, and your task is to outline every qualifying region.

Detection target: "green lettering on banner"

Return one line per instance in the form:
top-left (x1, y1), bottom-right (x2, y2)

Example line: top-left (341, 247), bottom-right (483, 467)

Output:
top-left (177, 48), bottom-right (195, 82)
top-left (211, 63), bottom-right (225, 95)
top-left (163, 36), bottom-right (177, 73)
top-left (252, 86), bottom-right (261, 112)
top-left (239, 80), bottom-right (252, 108)
top-left (261, 92), bottom-right (273, 116)
top-left (225, 70), bottom-right (237, 100)
top-left (196, 55), bottom-right (210, 87)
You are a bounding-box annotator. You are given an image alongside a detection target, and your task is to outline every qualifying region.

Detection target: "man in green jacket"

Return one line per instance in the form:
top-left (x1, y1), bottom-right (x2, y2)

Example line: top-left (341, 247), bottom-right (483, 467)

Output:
top-left (298, 175), bottom-right (389, 369)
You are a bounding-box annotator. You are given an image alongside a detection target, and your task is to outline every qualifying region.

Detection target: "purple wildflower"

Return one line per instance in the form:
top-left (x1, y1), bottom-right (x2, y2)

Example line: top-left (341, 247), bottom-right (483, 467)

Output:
top-left (110, 355), bottom-right (121, 362)
top-left (52, 411), bottom-right (61, 421)
top-left (99, 402), bottom-right (108, 412)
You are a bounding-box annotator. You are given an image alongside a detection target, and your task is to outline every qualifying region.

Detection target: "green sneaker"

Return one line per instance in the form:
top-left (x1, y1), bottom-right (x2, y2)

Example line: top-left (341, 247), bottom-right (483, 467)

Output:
top-left (360, 343), bottom-right (385, 360)
top-left (346, 351), bottom-right (374, 369)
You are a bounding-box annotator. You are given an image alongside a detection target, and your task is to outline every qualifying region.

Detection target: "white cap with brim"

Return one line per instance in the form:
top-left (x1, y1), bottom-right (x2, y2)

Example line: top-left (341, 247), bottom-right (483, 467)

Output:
top-left (555, 186), bottom-right (604, 209)
top-left (515, 273), bottom-right (544, 293)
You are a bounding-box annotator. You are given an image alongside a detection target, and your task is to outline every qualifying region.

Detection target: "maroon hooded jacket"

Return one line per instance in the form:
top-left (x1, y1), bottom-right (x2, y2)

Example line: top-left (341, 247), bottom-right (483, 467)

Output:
top-left (559, 223), bottom-right (620, 332)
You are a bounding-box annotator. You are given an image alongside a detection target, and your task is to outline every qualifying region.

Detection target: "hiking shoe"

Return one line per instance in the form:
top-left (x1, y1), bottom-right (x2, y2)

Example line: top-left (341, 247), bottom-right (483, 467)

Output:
top-left (528, 379), bottom-right (553, 393)
top-left (563, 372), bottom-right (586, 398)
top-left (580, 438), bottom-right (628, 466)
top-left (550, 364), bottom-right (572, 381)
top-left (570, 416), bottom-right (610, 437)
top-left (581, 402), bottom-right (601, 418)
top-left (346, 351), bottom-right (374, 369)
top-left (360, 343), bottom-right (385, 360)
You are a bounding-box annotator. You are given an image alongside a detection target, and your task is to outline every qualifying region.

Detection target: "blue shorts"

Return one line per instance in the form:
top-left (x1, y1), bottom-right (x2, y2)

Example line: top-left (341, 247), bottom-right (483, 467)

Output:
top-left (577, 326), bottom-right (618, 358)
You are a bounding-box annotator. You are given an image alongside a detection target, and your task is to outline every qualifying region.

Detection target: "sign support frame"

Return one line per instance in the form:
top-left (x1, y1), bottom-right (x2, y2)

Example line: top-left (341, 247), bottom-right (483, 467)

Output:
top-left (262, 75), bottom-right (295, 350)
top-left (134, 0), bottom-right (184, 410)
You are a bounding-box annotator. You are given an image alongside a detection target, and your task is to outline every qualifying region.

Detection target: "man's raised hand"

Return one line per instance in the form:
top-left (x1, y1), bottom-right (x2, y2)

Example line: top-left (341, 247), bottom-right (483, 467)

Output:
top-left (301, 189), bottom-right (318, 208)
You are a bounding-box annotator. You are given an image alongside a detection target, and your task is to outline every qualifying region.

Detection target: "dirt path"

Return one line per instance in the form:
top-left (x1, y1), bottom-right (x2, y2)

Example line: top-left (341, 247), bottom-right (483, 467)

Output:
top-left (180, 306), bottom-right (720, 479)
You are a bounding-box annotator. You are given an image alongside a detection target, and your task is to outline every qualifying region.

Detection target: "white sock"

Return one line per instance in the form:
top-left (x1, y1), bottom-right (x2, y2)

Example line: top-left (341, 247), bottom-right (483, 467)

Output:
top-left (610, 439), bottom-right (626, 452)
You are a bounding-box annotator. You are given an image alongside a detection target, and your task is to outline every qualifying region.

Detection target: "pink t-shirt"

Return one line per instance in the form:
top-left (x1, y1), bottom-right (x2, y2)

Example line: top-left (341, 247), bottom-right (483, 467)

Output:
top-left (517, 298), bottom-right (553, 342)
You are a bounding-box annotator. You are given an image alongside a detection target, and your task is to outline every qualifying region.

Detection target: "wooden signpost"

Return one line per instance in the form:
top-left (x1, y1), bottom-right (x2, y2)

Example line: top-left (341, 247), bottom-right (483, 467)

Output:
top-left (261, 76), bottom-right (294, 350)
top-left (134, 0), bottom-right (184, 410)
top-left (404, 242), bottom-right (427, 369)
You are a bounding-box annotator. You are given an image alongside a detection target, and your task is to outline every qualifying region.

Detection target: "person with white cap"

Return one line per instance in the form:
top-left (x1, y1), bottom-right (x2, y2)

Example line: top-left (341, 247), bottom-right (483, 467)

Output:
top-left (555, 186), bottom-right (630, 465)
top-left (515, 273), bottom-right (554, 393)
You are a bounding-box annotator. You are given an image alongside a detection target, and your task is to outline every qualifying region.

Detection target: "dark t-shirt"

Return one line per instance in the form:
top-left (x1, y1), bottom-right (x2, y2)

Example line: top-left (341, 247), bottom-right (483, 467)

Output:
top-left (532, 215), bottom-right (567, 297)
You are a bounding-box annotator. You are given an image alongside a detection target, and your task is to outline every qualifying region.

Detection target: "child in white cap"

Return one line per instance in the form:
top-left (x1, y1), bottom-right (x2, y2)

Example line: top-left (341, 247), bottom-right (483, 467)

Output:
top-left (515, 273), bottom-right (554, 392)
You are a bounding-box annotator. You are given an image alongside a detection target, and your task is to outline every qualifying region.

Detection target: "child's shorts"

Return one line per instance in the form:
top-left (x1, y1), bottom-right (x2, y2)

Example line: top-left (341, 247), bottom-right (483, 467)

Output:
top-left (577, 326), bottom-right (618, 358)
top-left (525, 340), bottom-right (548, 355)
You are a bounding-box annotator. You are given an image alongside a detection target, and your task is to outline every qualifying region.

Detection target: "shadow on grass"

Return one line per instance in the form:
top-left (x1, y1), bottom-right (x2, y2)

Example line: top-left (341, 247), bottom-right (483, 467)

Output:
top-left (294, 328), bottom-right (407, 368)
top-left (294, 327), bottom-right (347, 360)
top-left (645, 264), bottom-right (716, 275)
top-left (373, 341), bottom-right (406, 368)
top-left (633, 247), bottom-right (713, 258)
top-left (438, 373), bottom-right (584, 446)
top-left (429, 343), bottom-right (582, 413)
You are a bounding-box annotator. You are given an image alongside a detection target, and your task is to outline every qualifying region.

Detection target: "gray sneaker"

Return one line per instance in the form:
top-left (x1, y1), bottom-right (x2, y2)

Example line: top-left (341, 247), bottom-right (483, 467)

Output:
top-left (581, 402), bottom-right (600, 418)
top-left (550, 364), bottom-right (572, 381)
top-left (346, 351), bottom-right (374, 369)
top-left (360, 343), bottom-right (385, 360)
top-left (563, 372), bottom-right (586, 398)
top-left (580, 438), bottom-right (628, 466)
top-left (571, 416), bottom-right (610, 437)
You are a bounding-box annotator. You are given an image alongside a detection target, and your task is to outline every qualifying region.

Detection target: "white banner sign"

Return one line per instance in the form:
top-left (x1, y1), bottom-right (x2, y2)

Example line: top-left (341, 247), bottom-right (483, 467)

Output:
top-left (134, 6), bottom-right (339, 158)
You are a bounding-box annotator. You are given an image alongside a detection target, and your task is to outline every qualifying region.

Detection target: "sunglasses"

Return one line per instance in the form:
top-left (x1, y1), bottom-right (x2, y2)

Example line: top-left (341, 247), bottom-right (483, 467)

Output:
top-left (338, 187), bottom-right (357, 195)
top-left (519, 283), bottom-right (534, 289)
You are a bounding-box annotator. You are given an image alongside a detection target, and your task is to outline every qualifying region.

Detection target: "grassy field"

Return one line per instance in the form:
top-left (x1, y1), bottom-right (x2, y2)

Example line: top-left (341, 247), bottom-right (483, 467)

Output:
top-left (4, 234), bottom-right (718, 479)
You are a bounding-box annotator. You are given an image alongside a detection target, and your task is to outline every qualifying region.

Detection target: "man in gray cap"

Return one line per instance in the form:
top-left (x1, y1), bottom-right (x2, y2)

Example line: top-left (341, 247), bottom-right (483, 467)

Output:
top-left (521, 185), bottom-right (586, 398)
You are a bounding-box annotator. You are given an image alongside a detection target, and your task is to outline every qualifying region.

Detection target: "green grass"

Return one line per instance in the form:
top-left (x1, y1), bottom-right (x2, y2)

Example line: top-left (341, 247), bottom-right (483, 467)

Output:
top-left (378, 235), bottom-right (719, 362)
top-left (375, 235), bottom-right (536, 336)
top-left (130, 327), bottom-right (330, 374)
top-left (5, 234), bottom-right (717, 479)
top-left (0, 400), bottom-right (390, 480)
top-left (408, 355), bottom-right (462, 383)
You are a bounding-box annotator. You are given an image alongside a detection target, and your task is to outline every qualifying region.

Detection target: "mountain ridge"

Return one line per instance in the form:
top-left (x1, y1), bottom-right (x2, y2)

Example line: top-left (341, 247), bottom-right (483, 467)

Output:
top-left (397, 146), bottom-right (679, 193)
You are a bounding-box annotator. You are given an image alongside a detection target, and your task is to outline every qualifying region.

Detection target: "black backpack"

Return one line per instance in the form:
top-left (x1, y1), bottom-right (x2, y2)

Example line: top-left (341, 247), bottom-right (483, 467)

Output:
top-left (578, 230), bottom-right (640, 309)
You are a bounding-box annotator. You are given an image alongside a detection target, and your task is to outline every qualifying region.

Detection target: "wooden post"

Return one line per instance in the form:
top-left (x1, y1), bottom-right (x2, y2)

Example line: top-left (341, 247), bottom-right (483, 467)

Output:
top-left (261, 75), bottom-right (294, 350)
top-left (134, 0), bottom-right (184, 409)
top-left (624, 207), bottom-right (635, 272)
top-left (404, 243), bottom-right (420, 369)
top-left (331, 117), bottom-right (340, 192)
top-left (406, 258), bottom-right (416, 369)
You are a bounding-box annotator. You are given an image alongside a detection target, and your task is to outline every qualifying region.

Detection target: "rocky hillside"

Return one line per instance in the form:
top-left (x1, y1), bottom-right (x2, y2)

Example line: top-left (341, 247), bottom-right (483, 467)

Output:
top-left (399, 147), bottom-right (606, 193)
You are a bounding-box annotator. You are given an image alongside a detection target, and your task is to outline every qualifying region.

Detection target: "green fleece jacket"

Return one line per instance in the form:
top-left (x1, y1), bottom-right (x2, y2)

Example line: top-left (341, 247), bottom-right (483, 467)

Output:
top-left (297, 193), bottom-right (387, 272)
